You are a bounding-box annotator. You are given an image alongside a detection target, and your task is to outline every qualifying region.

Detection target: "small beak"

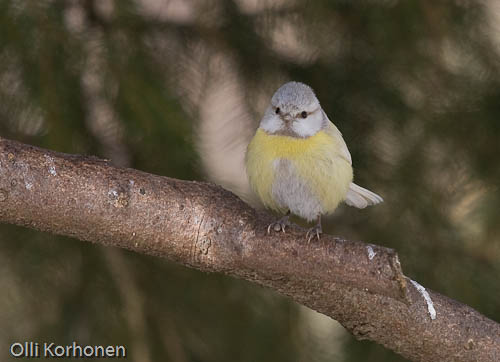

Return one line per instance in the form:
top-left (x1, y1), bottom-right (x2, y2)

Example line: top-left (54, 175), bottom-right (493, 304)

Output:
top-left (280, 114), bottom-right (293, 124)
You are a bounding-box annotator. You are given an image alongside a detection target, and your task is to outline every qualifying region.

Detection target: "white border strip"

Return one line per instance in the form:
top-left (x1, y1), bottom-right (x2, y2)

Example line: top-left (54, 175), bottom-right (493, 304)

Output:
top-left (410, 279), bottom-right (436, 320)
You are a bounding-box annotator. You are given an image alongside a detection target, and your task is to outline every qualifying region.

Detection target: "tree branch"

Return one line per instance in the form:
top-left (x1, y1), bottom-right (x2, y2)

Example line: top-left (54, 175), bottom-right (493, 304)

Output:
top-left (0, 136), bottom-right (499, 362)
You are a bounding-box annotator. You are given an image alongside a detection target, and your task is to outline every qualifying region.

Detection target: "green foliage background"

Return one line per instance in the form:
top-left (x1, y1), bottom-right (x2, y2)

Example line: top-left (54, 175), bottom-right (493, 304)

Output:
top-left (1, 1), bottom-right (499, 361)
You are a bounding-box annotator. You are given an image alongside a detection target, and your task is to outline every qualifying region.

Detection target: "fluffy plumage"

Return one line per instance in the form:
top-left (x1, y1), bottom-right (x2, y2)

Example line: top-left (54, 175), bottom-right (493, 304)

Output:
top-left (246, 128), bottom-right (353, 221)
top-left (246, 81), bottom-right (382, 225)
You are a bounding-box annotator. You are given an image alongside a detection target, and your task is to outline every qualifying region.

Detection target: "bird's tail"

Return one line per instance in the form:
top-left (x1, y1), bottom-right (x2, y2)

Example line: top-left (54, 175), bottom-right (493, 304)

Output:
top-left (344, 183), bottom-right (383, 209)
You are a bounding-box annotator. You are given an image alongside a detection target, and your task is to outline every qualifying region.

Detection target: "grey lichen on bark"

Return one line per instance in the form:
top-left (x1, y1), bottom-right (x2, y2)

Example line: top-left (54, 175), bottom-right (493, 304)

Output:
top-left (0, 136), bottom-right (499, 362)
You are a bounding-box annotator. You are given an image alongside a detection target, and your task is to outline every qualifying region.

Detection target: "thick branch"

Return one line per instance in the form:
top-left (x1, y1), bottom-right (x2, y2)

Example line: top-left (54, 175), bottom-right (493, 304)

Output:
top-left (0, 136), bottom-right (499, 362)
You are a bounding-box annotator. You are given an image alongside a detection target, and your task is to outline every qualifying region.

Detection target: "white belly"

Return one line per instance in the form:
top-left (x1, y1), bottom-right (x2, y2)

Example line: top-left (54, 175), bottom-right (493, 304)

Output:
top-left (271, 158), bottom-right (322, 222)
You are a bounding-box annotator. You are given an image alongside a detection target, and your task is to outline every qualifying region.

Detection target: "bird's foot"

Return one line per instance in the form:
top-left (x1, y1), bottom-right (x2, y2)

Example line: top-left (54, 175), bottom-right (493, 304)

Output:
top-left (267, 215), bottom-right (291, 234)
top-left (306, 224), bottom-right (322, 243)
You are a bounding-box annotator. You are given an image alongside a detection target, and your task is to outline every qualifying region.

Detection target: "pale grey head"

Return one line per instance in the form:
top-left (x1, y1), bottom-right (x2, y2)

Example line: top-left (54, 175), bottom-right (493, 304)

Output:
top-left (259, 81), bottom-right (329, 138)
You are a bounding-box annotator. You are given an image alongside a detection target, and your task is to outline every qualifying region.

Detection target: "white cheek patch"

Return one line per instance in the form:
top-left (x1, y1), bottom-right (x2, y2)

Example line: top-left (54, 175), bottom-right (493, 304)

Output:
top-left (260, 114), bottom-right (284, 133)
top-left (291, 110), bottom-right (324, 138)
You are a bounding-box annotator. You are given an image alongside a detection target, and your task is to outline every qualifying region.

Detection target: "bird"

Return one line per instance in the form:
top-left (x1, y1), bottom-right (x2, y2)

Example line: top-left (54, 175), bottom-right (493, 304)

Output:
top-left (245, 81), bottom-right (383, 241)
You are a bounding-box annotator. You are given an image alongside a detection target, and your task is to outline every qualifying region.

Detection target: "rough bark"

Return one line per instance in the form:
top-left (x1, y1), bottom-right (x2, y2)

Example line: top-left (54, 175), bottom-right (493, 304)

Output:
top-left (0, 136), bottom-right (499, 362)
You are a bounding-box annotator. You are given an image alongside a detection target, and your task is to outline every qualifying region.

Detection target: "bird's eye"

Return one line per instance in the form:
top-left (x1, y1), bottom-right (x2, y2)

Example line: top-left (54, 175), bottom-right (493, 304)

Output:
top-left (275, 107), bottom-right (280, 114)
top-left (301, 111), bottom-right (308, 118)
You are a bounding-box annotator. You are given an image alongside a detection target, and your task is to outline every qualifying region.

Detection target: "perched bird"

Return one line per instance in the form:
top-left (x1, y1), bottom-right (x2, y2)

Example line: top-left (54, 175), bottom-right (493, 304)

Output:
top-left (245, 81), bottom-right (383, 241)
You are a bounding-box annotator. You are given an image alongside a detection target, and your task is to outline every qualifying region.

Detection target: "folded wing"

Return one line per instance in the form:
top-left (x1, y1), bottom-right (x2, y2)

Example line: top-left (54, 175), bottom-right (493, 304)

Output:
top-left (322, 112), bottom-right (383, 209)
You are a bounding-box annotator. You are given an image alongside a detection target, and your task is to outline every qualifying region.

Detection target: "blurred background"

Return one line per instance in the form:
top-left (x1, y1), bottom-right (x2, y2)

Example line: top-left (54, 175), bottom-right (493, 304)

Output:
top-left (1, 0), bottom-right (500, 361)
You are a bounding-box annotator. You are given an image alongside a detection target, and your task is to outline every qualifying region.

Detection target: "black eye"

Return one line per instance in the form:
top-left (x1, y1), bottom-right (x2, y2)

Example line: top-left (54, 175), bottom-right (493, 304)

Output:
top-left (301, 111), bottom-right (308, 118)
top-left (275, 107), bottom-right (280, 114)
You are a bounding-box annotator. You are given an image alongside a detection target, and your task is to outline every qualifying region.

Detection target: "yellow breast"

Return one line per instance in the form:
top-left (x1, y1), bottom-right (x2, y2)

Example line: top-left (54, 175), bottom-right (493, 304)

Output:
top-left (245, 128), bottom-right (353, 218)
